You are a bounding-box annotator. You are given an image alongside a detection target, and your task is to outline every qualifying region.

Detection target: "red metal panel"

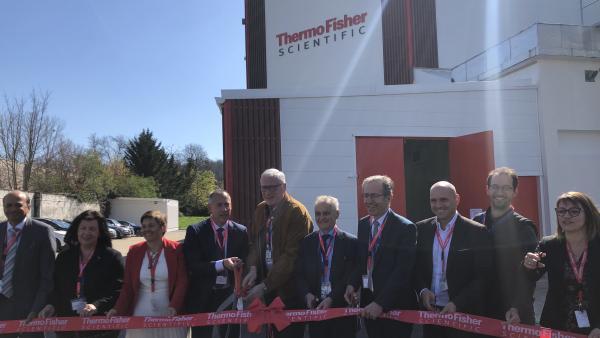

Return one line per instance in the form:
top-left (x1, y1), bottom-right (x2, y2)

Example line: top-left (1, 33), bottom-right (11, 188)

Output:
top-left (512, 176), bottom-right (541, 236)
top-left (355, 137), bottom-right (407, 218)
top-left (381, 0), bottom-right (414, 84)
top-left (448, 131), bottom-right (495, 216)
top-left (222, 98), bottom-right (281, 227)
top-left (412, 0), bottom-right (438, 68)
top-left (244, 0), bottom-right (267, 89)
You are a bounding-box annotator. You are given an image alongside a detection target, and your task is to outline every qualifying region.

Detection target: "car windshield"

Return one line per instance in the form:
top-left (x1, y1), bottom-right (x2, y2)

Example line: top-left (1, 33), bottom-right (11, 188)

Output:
top-left (51, 219), bottom-right (71, 230)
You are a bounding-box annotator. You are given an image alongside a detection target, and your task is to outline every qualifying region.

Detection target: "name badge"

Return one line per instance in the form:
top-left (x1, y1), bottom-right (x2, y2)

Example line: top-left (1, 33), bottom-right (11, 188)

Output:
top-left (362, 274), bottom-right (369, 289)
top-left (320, 281), bottom-right (332, 300)
top-left (216, 275), bottom-right (228, 286)
top-left (575, 310), bottom-right (590, 328)
top-left (265, 249), bottom-right (273, 269)
top-left (439, 279), bottom-right (448, 292)
top-left (71, 297), bottom-right (86, 313)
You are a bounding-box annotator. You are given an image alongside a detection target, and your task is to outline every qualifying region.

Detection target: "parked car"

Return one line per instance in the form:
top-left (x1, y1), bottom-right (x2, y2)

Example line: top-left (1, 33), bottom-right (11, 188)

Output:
top-left (34, 218), bottom-right (70, 252)
top-left (118, 220), bottom-right (141, 236)
top-left (107, 227), bottom-right (118, 239)
top-left (106, 218), bottom-right (133, 238)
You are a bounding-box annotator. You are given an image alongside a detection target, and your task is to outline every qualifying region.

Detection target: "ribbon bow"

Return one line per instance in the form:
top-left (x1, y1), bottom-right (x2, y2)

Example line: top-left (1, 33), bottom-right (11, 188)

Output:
top-left (246, 297), bottom-right (290, 333)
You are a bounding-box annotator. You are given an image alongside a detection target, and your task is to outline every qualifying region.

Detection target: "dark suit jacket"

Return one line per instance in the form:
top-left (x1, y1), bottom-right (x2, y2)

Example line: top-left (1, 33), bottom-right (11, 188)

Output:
top-left (50, 245), bottom-right (124, 316)
top-left (114, 237), bottom-right (188, 316)
top-left (295, 228), bottom-right (358, 308)
top-left (529, 235), bottom-right (600, 332)
top-left (183, 218), bottom-right (248, 312)
top-left (414, 215), bottom-right (492, 315)
top-left (351, 210), bottom-right (417, 312)
top-left (246, 193), bottom-right (313, 305)
top-left (474, 209), bottom-right (538, 323)
top-left (0, 218), bottom-right (56, 319)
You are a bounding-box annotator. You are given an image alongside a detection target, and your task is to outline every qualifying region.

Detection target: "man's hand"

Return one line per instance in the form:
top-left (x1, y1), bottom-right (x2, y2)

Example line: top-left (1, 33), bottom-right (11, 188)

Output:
top-left (38, 305), bottom-right (55, 319)
top-left (25, 312), bottom-right (37, 323)
top-left (419, 289), bottom-right (436, 311)
top-left (223, 257), bottom-right (242, 270)
top-left (80, 304), bottom-right (97, 317)
top-left (588, 328), bottom-right (600, 338)
top-left (361, 302), bottom-right (383, 320)
top-left (440, 302), bottom-right (456, 314)
top-left (305, 293), bottom-right (316, 309)
top-left (244, 282), bottom-right (266, 303)
top-left (344, 285), bottom-right (359, 305)
top-left (316, 297), bottom-right (332, 310)
top-left (242, 266), bottom-right (257, 289)
top-left (505, 307), bottom-right (521, 324)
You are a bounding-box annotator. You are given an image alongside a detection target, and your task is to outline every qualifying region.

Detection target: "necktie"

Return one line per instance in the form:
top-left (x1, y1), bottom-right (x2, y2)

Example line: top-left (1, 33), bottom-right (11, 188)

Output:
top-left (372, 220), bottom-right (380, 238)
top-left (322, 234), bottom-right (331, 249)
top-left (217, 227), bottom-right (224, 244)
top-left (2, 225), bottom-right (21, 298)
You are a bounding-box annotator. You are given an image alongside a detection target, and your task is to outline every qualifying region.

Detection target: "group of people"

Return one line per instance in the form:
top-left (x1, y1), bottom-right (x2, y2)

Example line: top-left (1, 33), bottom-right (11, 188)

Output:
top-left (0, 166), bottom-right (598, 338)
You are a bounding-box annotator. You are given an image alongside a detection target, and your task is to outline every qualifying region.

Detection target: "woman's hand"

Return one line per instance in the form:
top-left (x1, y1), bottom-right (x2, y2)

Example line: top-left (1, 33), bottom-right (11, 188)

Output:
top-left (38, 304), bottom-right (55, 319)
top-left (106, 308), bottom-right (118, 318)
top-left (80, 304), bottom-right (97, 317)
top-left (523, 252), bottom-right (545, 270)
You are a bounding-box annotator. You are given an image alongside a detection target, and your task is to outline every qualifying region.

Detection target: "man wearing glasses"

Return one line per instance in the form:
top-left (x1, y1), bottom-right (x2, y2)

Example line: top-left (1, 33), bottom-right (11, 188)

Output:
top-left (345, 175), bottom-right (417, 338)
top-left (242, 168), bottom-right (313, 338)
top-left (473, 167), bottom-right (538, 325)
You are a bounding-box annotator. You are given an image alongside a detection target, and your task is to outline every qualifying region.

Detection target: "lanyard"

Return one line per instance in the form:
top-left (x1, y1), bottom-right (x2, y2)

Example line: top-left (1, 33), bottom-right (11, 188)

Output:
top-left (318, 227), bottom-right (337, 281)
top-left (211, 219), bottom-right (229, 257)
top-left (435, 219), bottom-right (456, 277)
top-left (146, 247), bottom-right (163, 292)
top-left (3, 226), bottom-right (22, 256)
top-left (265, 217), bottom-right (273, 250)
top-left (76, 249), bottom-right (94, 297)
top-left (566, 241), bottom-right (588, 306)
top-left (367, 212), bottom-right (389, 272)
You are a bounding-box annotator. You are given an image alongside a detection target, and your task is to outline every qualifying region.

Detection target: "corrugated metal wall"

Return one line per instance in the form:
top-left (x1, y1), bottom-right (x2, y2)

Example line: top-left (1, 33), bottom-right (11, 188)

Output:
top-left (381, 0), bottom-right (414, 85)
top-left (412, 0), bottom-right (438, 68)
top-left (244, 0), bottom-right (268, 89)
top-left (222, 99), bottom-right (281, 228)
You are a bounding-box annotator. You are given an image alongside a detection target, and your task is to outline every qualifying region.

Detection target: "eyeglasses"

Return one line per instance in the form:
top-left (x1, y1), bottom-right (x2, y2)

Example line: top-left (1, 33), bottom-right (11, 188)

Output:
top-left (363, 193), bottom-right (385, 199)
top-left (260, 184), bottom-right (282, 192)
top-left (488, 184), bottom-right (514, 193)
top-left (315, 211), bottom-right (332, 217)
top-left (555, 207), bottom-right (582, 218)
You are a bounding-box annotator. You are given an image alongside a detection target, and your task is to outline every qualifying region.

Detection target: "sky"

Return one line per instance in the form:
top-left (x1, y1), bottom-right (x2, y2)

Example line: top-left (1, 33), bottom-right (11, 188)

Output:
top-left (0, 1), bottom-right (246, 160)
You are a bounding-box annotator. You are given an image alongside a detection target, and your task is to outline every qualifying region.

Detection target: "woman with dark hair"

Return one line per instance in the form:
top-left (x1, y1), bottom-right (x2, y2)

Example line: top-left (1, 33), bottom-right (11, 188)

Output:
top-left (108, 210), bottom-right (188, 338)
top-left (524, 192), bottom-right (600, 337)
top-left (39, 210), bottom-right (124, 338)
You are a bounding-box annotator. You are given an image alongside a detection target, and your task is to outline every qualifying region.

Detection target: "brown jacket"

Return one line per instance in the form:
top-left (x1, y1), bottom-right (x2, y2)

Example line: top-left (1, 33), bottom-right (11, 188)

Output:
top-left (247, 193), bottom-right (313, 304)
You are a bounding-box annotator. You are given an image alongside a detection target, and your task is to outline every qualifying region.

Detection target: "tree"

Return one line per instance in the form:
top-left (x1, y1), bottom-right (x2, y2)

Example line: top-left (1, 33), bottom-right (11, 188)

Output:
top-left (88, 134), bottom-right (127, 164)
top-left (0, 90), bottom-right (63, 190)
top-left (124, 129), bottom-right (168, 178)
top-left (177, 143), bottom-right (210, 171)
top-left (181, 170), bottom-right (217, 215)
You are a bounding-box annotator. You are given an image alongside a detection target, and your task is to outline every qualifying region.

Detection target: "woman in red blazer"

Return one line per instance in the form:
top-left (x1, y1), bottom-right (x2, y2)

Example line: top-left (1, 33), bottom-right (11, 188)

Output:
top-left (108, 210), bottom-right (188, 338)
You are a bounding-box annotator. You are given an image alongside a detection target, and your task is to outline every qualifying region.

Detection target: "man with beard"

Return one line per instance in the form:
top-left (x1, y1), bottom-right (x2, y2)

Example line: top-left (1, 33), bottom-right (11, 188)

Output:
top-left (473, 167), bottom-right (538, 324)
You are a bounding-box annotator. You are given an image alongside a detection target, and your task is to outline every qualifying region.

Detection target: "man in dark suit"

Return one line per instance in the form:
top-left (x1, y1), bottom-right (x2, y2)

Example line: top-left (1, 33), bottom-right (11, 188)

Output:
top-left (415, 181), bottom-right (492, 338)
top-left (473, 167), bottom-right (538, 325)
top-left (295, 195), bottom-right (357, 338)
top-left (345, 175), bottom-right (417, 338)
top-left (0, 190), bottom-right (56, 338)
top-left (183, 189), bottom-right (248, 338)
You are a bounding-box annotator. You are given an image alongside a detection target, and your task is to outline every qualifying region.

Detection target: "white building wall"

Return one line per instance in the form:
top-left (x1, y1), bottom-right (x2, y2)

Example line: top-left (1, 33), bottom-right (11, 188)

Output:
top-left (278, 84), bottom-right (541, 234)
top-left (535, 58), bottom-right (600, 235)
top-left (436, 0), bottom-right (582, 68)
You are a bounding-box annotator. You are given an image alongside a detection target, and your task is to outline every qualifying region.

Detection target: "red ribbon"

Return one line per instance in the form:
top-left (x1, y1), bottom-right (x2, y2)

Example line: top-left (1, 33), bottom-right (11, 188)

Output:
top-left (246, 297), bottom-right (290, 333)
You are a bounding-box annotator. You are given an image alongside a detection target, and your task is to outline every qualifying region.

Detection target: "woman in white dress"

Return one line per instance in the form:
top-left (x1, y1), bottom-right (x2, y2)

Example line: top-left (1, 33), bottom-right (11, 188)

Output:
top-left (108, 210), bottom-right (189, 338)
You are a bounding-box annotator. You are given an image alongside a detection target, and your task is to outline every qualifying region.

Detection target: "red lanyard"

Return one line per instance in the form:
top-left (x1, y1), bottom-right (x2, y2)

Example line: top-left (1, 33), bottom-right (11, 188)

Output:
top-left (146, 247), bottom-right (163, 292)
top-left (367, 213), bottom-right (388, 272)
top-left (211, 219), bottom-right (229, 255)
top-left (566, 241), bottom-right (588, 305)
top-left (318, 227), bottom-right (337, 278)
top-left (76, 250), bottom-right (94, 297)
top-left (435, 219), bottom-right (456, 276)
top-left (3, 226), bottom-right (22, 256)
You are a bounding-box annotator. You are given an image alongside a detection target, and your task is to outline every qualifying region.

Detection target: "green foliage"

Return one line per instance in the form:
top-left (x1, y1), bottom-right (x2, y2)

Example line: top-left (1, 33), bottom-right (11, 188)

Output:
top-left (124, 129), bottom-right (167, 178)
top-left (180, 170), bottom-right (217, 215)
top-left (179, 215), bottom-right (208, 230)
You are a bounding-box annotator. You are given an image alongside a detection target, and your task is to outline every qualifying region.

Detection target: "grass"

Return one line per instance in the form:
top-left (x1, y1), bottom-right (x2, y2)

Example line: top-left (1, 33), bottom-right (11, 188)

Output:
top-left (178, 216), bottom-right (209, 230)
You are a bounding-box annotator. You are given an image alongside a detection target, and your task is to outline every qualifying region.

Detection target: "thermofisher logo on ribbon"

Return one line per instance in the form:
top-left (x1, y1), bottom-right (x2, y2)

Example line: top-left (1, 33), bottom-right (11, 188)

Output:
top-left (275, 12), bottom-right (368, 56)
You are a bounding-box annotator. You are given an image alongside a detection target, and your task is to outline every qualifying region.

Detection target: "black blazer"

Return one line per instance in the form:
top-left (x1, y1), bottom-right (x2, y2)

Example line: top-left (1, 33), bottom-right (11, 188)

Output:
top-left (352, 210), bottom-right (417, 311)
top-left (295, 228), bottom-right (358, 308)
top-left (414, 215), bottom-right (492, 315)
top-left (50, 245), bottom-right (124, 316)
top-left (530, 235), bottom-right (600, 332)
top-left (183, 218), bottom-right (248, 312)
top-left (0, 218), bottom-right (56, 319)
